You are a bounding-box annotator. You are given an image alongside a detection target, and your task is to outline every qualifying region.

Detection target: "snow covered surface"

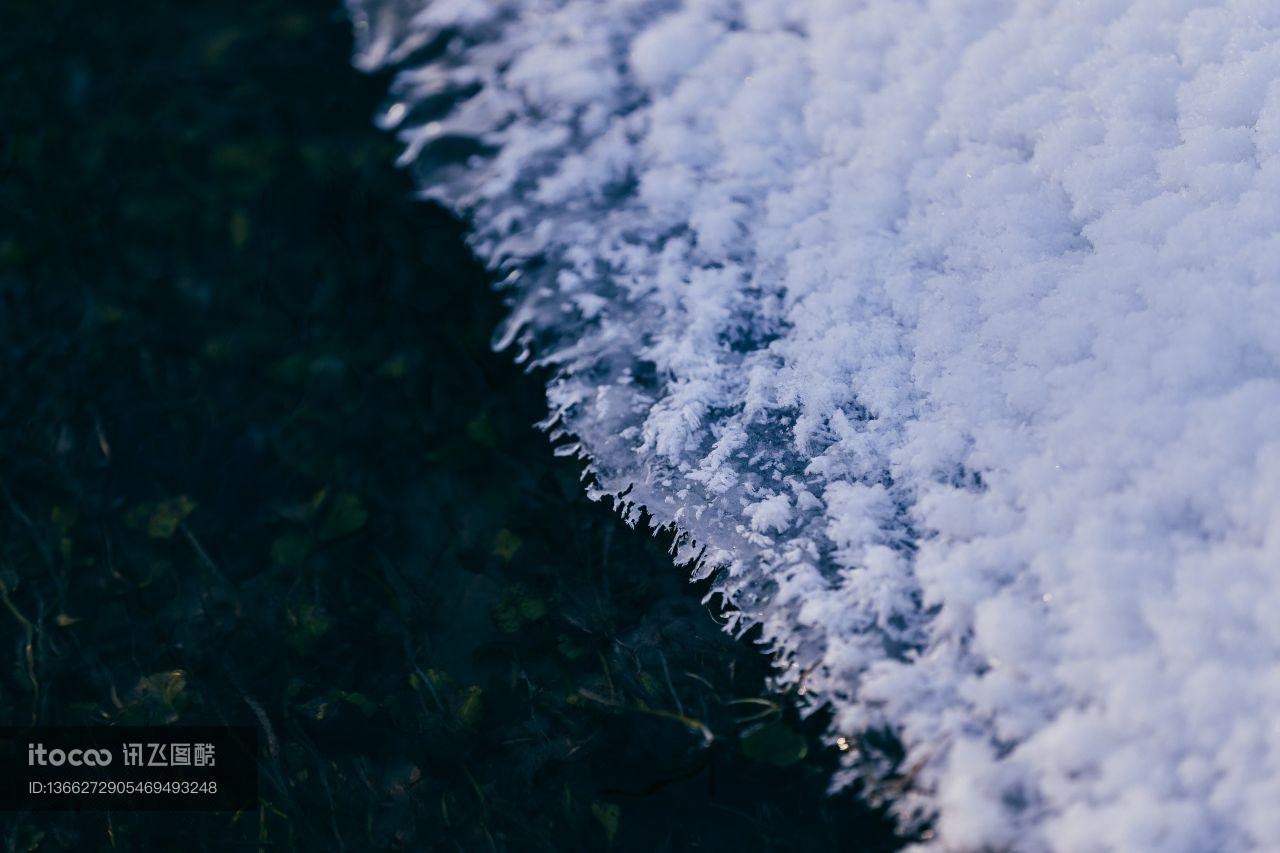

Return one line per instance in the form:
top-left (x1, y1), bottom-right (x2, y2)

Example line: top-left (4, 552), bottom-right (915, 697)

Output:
top-left (348, 1), bottom-right (1280, 847)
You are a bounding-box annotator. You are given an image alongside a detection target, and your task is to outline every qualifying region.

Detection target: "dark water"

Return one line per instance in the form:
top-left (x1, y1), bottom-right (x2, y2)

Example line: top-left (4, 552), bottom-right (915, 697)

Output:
top-left (0, 0), bottom-right (902, 849)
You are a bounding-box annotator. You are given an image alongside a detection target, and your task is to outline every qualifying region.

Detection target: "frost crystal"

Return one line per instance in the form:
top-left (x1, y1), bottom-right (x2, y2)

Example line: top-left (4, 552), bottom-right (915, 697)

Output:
top-left (349, 1), bottom-right (1280, 847)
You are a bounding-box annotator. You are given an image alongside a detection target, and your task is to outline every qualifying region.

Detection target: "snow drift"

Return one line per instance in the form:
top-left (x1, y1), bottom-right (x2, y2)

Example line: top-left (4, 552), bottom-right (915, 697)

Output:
top-left (348, 0), bottom-right (1280, 847)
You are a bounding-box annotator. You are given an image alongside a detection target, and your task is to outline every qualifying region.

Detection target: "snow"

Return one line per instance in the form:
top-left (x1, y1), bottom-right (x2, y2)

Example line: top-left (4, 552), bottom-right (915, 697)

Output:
top-left (348, 0), bottom-right (1280, 847)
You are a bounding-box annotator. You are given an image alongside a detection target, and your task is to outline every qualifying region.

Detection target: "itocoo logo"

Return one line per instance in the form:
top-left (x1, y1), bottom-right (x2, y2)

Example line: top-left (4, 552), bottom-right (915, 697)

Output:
top-left (27, 743), bottom-right (112, 767)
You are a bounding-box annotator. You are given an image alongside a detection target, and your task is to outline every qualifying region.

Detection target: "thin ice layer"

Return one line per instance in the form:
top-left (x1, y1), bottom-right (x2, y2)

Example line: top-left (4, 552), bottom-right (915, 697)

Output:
top-left (348, 1), bottom-right (1280, 848)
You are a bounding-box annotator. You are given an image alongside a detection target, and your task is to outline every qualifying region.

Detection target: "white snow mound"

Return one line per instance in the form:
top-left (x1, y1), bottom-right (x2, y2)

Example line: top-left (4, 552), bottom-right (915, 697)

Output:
top-left (349, 0), bottom-right (1280, 848)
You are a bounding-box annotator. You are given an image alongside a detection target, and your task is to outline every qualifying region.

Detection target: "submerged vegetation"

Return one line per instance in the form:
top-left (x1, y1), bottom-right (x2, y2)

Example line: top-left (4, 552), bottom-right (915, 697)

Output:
top-left (1, 0), bottom-right (899, 848)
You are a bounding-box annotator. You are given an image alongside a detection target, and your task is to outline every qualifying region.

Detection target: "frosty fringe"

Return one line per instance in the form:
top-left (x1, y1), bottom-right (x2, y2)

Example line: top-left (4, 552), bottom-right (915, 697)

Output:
top-left (349, 1), bottom-right (1280, 848)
